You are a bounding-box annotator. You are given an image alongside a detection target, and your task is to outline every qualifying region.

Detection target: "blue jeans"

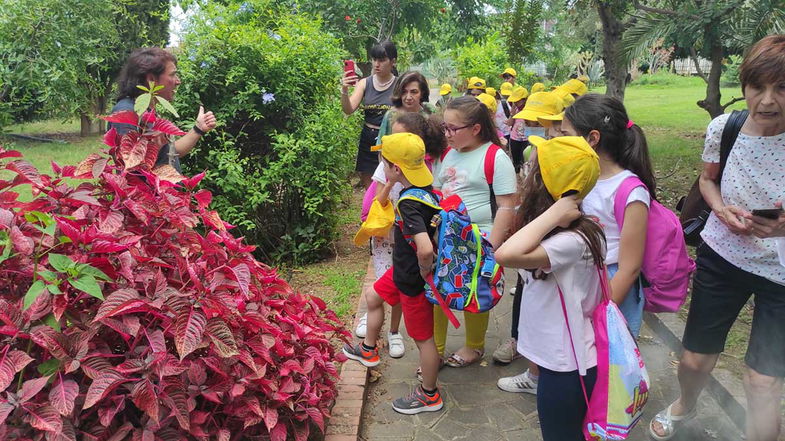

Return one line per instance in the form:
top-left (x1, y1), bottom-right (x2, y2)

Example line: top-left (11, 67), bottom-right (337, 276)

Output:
top-left (607, 263), bottom-right (645, 338)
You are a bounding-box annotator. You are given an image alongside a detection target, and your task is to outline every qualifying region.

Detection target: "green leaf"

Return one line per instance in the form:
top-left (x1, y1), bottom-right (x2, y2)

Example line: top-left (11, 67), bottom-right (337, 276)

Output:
top-left (24, 280), bottom-right (46, 310)
top-left (58, 236), bottom-right (73, 244)
top-left (153, 84), bottom-right (165, 92)
top-left (48, 254), bottom-right (74, 272)
top-left (135, 94), bottom-right (152, 115)
top-left (37, 358), bottom-right (60, 376)
top-left (76, 263), bottom-right (111, 281)
top-left (155, 96), bottom-right (179, 118)
top-left (136, 84), bottom-right (150, 92)
top-left (44, 314), bottom-right (61, 332)
top-left (70, 275), bottom-right (103, 300)
top-left (47, 284), bottom-right (62, 295)
top-left (37, 271), bottom-right (58, 282)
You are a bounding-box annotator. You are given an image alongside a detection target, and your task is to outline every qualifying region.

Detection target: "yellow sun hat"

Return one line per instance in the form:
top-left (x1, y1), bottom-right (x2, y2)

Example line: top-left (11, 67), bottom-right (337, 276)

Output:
top-left (500, 82), bottom-right (514, 97)
top-left (507, 86), bottom-right (529, 104)
top-left (512, 91), bottom-right (565, 121)
top-left (370, 132), bottom-right (432, 187)
top-left (467, 77), bottom-right (486, 90)
top-left (561, 78), bottom-right (589, 96)
top-left (485, 87), bottom-right (496, 97)
top-left (353, 199), bottom-right (394, 246)
top-left (530, 82), bottom-right (546, 94)
top-left (553, 87), bottom-right (576, 106)
top-left (476, 93), bottom-right (498, 113)
top-left (537, 112), bottom-right (565, 128)
top-left (502, 67), bottom-right (517, 77)
top-left (530, 135), bottom-right (600, 201)
top-left (439, 83), bottom-right (452, 96)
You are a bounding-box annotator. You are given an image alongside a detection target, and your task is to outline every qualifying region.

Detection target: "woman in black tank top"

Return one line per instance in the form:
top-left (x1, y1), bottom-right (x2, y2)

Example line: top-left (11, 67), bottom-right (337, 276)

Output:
top-left (340, 40), bottom-right (398, 188)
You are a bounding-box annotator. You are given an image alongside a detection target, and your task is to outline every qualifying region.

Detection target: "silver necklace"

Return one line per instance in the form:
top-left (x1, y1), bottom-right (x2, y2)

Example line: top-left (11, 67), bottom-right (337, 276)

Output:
top-left (375, 74), bottom-right (395, 89)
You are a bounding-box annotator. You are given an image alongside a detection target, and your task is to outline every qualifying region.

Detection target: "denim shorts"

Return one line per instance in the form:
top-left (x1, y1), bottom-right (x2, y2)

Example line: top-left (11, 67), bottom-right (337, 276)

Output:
top-left (607, 263), bottom-right (645, 338)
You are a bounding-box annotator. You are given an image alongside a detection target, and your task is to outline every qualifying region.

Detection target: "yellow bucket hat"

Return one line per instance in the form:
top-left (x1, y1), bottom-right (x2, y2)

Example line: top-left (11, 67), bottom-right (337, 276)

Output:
top-left (502, 67), bottom-right (517, 77)
top-left (530, 135), bottom-right (600, 200)
top-left (538, 112), bottom-right (565, 128)
top-left (530, 82), bottom-right (546, 94)
top-left (553, 87), bottom-right (576, 106)
top-left (485, 87), bottom-right (496, 97)
top-left (371, 133), bottom-right (432, 187)
top-left (353, 199), bottom-right (394, 246)
top-left (467, 77), bottom-right (486, 90)
top-left (439, 83), bottom-right (452, 96)
top-left (500, 82), bottom-right (514, 97)
top-left (513, 91), bottom-right (565, 121)
top-left (476, 93), bottom-right (498, 113)
top-left (561, 78), bottom-right (588, 96)
top-left (507, 86), bottom-right (529, 104)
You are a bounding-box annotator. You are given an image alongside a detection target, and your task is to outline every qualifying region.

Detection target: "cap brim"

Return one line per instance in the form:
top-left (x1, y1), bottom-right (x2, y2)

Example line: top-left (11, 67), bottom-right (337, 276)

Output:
top-left (527, 136), bottom-right (547, 148)
top-left (513, 109), bottom-right (549, 121)
top-left (400, 163), bottom-right (433, 187)
top-left (370, 144), bottom-right (382, 152)
top-left (501, 92), bottom-right (512, 97)
top-left (440, 91), bottom-right (449, 96)
top-left (537, 112), bottom-right (564, 127)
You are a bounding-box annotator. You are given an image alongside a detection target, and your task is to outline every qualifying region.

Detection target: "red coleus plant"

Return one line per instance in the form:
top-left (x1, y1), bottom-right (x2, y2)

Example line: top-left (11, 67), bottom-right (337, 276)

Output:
top-left (0, 106), bottom-right (349, 440)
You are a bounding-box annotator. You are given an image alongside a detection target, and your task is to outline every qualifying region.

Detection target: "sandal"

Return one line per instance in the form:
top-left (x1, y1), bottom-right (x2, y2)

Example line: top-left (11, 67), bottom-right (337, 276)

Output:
top-left (415, 358), bottom-right (445, 382)
top-left (649, 402), bottom-right (697, 440)
top-left (445, 348), bottom-right (484, 368)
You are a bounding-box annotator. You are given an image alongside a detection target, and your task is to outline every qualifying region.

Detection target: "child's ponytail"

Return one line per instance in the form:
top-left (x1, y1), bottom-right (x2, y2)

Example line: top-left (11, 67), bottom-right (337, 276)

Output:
top-left (445, 96), bottom-right (502, 146)
top-left (565, 94), bottom-right (657, 199)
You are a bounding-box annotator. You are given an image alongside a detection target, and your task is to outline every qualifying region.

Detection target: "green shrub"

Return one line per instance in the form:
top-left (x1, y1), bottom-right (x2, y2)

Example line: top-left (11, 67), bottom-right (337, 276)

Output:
top-left (632, 71), bottom-right (705, 88)
top-left (452, 33), bottom-right (511, 90)
top-left (721, 55), bottom-right (742, 87)
top-left (174, 0), bottom-right (359, 265)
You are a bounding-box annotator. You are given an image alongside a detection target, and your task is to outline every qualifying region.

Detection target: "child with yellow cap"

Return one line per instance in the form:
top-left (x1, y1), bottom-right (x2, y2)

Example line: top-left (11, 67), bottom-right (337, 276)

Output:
top-left (437, 83), bottom-right (453, 110)
top-left (465, 77), bottom-right (486, 97)
top-left (509, 91), bottom-right (564, 176)
top-left (494, 135), bottom-right (605, 441)
top-left (496, 82), bottom-right (515, 143)
top-left (501, 67), bottom-right (517, 85)
top-left (343, 132), bottom-right (445, 415)
top-left (505, 86), bottom-right (529, 173)
top-left (475, 93), bottom-right (507, 147)
top-left (530, 82), bottom-right (546, 94)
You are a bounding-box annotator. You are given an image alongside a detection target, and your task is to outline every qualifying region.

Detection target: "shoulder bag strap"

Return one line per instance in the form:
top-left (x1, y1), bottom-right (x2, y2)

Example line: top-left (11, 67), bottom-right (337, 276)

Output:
top-left (612, 176), bottom-right (646, 230)
top-left (719, 109), bottom-right (748, 179)
top-left (485, 144), bottom-right (500, 217)
top-left (556, 278), bottom-right (591, 408)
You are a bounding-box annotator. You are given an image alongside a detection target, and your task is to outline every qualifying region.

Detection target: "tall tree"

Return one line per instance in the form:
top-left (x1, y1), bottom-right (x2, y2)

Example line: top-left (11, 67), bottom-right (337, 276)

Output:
top-left (595, 0), bottom-right (632, 101)
top-left (505, 0), bottom-right (544, 63)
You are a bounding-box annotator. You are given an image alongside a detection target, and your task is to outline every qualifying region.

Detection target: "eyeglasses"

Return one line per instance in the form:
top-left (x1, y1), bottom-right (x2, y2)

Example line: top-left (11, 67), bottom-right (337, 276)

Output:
top-left (442, 123), bottom-right (472, 135)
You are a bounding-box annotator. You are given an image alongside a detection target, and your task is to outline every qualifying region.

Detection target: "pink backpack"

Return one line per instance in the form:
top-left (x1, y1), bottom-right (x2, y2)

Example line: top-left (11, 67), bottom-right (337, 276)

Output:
top-left (613, 176), bottom-right (696, 313)
top-left (360, 181), bottom-right (378, 222)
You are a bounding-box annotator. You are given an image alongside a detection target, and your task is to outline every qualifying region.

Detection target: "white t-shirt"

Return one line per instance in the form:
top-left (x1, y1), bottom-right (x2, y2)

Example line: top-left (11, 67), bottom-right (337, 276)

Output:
top-left (700, 113), bottom-right (785, 286)
top-left (495, 101), bottom-right (511, 137)
top-left (517, 232), bottom-right (603, 375)
top-left (433, 142), bottom-right (517, 231)
top-left (582, 170), bottom-right (651, 265)
top-left (371, 162), bottom-right (403, 205)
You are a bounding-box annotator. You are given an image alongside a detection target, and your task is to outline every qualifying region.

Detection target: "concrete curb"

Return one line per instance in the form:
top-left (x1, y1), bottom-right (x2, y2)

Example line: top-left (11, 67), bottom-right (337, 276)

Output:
top-left (324, 261), bottom-right (374, 441)
top-left (643, 311), bottom-right (747, 432)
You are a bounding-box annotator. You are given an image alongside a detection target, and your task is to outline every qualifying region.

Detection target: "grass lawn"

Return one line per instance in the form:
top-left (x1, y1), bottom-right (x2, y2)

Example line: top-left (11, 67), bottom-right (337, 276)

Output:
top-left (0, 74), bottom-right (757, 357)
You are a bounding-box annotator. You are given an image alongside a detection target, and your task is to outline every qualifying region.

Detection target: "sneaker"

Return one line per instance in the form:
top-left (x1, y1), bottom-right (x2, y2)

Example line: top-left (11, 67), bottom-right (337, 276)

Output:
top-left (497, 370), bottom-right (538, 395)
top-left (392, 385), bottom-right (444, 415)
top-left (342, 342), bottom-right (380, 368)
top-left (509, 286), bottom-right (517, 296)
top-left (354, 313), bottom-right (367, 338)
top-left (387, 331), bottom-right (405, 358)
top-left (492, 337), bottom-right (522, 364)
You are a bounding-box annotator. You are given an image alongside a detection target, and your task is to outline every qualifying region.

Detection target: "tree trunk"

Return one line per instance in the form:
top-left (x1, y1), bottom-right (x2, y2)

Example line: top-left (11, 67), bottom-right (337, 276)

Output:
top-left (597, 2), bottom-right (628, 101)
top-left (80, 113), bottom-right (96, 137)
top-left (78, 94), bottom-right (108, 136)
top-left (697, 40), bottom-right (724, 118)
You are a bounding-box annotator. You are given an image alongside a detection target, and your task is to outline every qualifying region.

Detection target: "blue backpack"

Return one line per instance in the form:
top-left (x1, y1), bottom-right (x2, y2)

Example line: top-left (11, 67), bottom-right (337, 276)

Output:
top-left (396, 188), bottom-right (505, 329)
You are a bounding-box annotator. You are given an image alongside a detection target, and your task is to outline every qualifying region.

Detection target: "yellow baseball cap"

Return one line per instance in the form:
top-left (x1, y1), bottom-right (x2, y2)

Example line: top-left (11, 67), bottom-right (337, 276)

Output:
top-left (577, 75), bottom-right (590, 83)
top-left (371, 133), bottom-right (432, 187)
top-left (530, 82), bottom-right (546, 94)
top-left (485, 87), bottom-right (496, 96)
top-left (538, 112), bottom-right (564, 128)
top-left (353, 199), bottom-right (394, 246)
top-left (513, 92), bottom-right (565, 121)
top-left (553, 87), bottom-right (576, 106)
top-left (530, 135), bottom-right (599, 200)
top-left (561, 78), bottom-right (588, 96)
top-left (500, 82), bottom-right (514, 97)
top-left (440, 83), bottom-right (452, 96)
top-left (507, 86), bottom-right (529, 104)
top-left (476, 93), bottom-right (497, 113)
top-left (502, 68), bottom-right (517, 77)
top-left (467, 77), bottom-right (486, 90)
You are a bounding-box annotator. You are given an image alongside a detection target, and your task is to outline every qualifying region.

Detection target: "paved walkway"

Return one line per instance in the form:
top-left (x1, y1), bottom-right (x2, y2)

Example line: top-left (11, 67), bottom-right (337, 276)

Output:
top-left (359, 270), bottom-right (742, 440)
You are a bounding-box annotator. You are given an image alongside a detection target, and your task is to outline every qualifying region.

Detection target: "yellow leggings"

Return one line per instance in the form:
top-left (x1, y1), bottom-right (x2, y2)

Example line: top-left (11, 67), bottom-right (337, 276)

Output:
top-left (433, 305), bottom-right (489, 356)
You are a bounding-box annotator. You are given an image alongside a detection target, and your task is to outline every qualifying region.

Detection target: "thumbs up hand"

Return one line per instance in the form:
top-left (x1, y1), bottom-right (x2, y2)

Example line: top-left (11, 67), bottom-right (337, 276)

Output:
top-left (195, 105), bottom-right (216, 133)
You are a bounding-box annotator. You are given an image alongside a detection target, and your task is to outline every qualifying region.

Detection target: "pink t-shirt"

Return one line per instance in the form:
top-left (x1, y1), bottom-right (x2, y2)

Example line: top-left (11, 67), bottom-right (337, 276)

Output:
top-left (510, 118), bottom-right (526, 142)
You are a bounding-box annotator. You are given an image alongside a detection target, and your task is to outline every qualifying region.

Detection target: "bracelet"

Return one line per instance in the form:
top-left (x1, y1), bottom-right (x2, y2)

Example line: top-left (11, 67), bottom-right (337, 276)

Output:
top-left (193, 125), bottom-right (205, 136)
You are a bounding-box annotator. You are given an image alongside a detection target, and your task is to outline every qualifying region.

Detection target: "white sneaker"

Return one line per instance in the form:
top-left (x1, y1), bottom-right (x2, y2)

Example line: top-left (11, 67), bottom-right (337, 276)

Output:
top-left (497, 370), bottom-right (538, 395)
top-left (387, 331), bottom-right (405, 358)
top-left (355, 313), bottom-right (367, 338)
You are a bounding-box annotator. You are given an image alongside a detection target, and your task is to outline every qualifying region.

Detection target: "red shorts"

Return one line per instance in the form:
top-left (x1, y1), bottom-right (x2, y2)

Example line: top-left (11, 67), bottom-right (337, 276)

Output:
top-left (373, 268), bottom-right (434, 341)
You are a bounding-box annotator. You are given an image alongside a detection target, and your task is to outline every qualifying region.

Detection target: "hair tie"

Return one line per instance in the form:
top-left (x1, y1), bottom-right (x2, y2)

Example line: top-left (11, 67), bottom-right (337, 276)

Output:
top-left (626, 120), bottom-right (634, 129)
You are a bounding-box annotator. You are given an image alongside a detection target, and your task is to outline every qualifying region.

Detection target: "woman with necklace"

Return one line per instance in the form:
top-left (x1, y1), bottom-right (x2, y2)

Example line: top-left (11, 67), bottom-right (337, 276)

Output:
top-left (341, 40), bottom-right (398, 188)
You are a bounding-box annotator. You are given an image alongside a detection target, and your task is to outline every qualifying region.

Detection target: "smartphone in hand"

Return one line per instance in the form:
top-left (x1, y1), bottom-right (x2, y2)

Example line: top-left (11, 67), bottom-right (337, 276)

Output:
top-left (343, 60), bottom-right (357, 85)
top-left (752, 208), bottom-right (784, 220)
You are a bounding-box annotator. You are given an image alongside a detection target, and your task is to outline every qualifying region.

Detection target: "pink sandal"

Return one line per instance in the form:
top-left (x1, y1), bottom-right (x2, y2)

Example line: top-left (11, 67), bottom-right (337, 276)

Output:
top-left (445, 348), bottom-right (484, 368)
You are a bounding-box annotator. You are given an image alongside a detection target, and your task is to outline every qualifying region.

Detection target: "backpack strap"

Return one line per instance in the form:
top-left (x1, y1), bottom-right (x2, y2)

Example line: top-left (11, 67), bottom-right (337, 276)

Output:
top-left (502, 100), bottom-right (511, 118)
top-left (485, 144), bottom-right (500, 217)
top-left (718, 109), bottom-right (748, 181)
top-left (396, 187), bottom-right (441, 212)
top-left (426, 274), bottom-right (461, 329)
top-left (440, 146), bottom-right (452, 162)
top-left (612, 175), bottom-right (647, 230)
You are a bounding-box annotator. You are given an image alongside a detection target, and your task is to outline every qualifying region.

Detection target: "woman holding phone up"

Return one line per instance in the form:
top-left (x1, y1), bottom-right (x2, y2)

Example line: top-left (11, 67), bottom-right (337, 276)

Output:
top-left (341, 40), bottom-right (398, 188)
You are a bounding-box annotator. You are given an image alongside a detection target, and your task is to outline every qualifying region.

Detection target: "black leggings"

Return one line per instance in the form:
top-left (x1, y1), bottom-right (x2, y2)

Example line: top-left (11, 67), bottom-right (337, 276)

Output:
top-left (508, 139), bottom-right (528, 174)
top-left (537, 366), bottom-right (597, 441)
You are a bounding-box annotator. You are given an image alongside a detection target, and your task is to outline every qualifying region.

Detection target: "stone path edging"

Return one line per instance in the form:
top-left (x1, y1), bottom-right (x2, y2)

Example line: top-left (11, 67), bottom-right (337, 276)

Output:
top-left (643, 311), bottom-right (747, 432)
top-left (324, 261), bottom-right (374, 441)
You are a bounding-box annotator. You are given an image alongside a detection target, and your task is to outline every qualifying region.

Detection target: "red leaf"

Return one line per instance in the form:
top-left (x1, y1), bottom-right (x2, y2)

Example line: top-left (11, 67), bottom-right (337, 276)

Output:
top-left (83, 369), bottom-right (127, 409)
top-left (55, 217), bottom-right (82, 244)
top-left (202, 210), bottom-right (226, 231)
top-left (103, 127), bottom-right (119, 147)
top-left (264, 406), bottom-right (278, 432)
top-left (146, 329), bottom-right (166, 353)
top-left (193, 189), bottom-right (212, 208)
top-left (230, 263), bottom-right (250, 297)
top-left (93, 288), bottom-right (145, 321)
top-left (182, 171), bottom-right (205, 190)
top-left (0, 349), bottom-right (34, 392)
top-left (75, 154), bottom-right (103, 178)
top-left (90, 240), bottom-right (130, 253)
top-left (23, 404), bottom-right (62, 432)
top-left (61, 165), bottom-right (76, 177)
top-left (98, 211), bottom-right (123, 234)
top-left (100, 110), bottom-right (138, 125)
top-left (122, 137), bottom-right (148, 170)
top-left (217, 429), bottom-right (230, 441)
top-left (175, 307), bottom-right (206, 360)
top-left (205, 318), bottom-right (239, 358)
top-left (140, 109), bottom-right (156, 125)
top-left (142, 142), bottom-right (162, 169)
top-left (98, 395), bottom-right (126, 427)
top-left (131, 379), bottom-right (159, 421)
top-left (0, 191), bottom-right (19, 204)
top-left (152, 119), bottom-right (186, 136)
top-left (270, 421), bottom-right (287, 441)
top-left (152, 164), bottom-right (185, 184)
top-left (305, 407), bottom-right (325, 432)
top-left (10, 226), bottom-right (34, 255)
top-left (92, 158), bottom-right (108, 179)
top-left (6, 160), bottom-right (43, 187)
top-left (0, 149), bottom-right (22, 160)
top-left (49, 378), bottom-right (79, 415)
top-left (162, 382), bottom-right (190, 430)
top-left (0, 401), bottom-right (14, 425)
top-left (19, 375), bottom-right (50, 401)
